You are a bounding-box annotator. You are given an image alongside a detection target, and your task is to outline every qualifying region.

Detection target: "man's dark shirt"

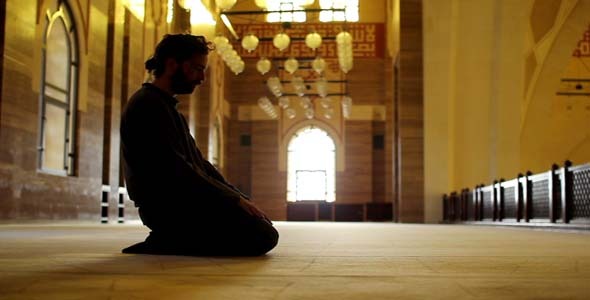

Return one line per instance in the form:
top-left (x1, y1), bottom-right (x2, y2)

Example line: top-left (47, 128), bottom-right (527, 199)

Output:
top-left (120, 83), bottom-right (246, 210)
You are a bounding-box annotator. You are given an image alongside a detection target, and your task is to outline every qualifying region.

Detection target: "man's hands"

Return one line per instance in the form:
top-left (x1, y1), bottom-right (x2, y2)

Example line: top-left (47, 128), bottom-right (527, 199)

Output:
top-left (238, 197), bottom-right (272, 224)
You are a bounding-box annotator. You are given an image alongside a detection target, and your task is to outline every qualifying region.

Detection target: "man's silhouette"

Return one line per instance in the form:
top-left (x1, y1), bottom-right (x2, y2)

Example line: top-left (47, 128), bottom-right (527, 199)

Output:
top-left (120, 34), bottom-right (278, 256)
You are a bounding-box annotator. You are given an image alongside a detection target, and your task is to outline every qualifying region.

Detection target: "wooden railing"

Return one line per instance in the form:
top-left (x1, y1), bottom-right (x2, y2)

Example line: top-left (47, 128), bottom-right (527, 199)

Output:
top-left (287, 201), bottom-right (393, 222)
top-left (443, 161), bottom-right (590, 228)
top-left (101, 186), bottom-right (134, 224)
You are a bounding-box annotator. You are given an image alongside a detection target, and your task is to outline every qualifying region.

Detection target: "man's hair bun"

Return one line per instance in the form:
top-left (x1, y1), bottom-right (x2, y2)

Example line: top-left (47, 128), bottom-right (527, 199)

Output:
top-left (145, 57), bottom-right (158, 71)
top-left (147, 34), bottom-right (212, 77)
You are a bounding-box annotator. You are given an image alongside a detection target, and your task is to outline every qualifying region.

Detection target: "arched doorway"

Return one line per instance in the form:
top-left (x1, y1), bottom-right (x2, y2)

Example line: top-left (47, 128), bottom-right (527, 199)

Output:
top-left (287, 126), bottom-right (336, 202)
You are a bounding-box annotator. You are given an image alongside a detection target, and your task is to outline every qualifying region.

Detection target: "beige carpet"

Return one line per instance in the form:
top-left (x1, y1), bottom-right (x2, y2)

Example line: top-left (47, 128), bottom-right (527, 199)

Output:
top-left (0, 222), bottom-right (589, 299)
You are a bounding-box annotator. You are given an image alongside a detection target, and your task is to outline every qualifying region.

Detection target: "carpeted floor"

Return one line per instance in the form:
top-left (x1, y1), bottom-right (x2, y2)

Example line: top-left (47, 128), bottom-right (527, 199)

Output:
top-left (0, 222), bottom-right (589, 299)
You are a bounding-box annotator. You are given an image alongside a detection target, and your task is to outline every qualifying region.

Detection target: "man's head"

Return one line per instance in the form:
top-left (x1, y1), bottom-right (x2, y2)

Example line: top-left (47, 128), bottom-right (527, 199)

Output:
top-left (145, 34), bottom-right (213, 94)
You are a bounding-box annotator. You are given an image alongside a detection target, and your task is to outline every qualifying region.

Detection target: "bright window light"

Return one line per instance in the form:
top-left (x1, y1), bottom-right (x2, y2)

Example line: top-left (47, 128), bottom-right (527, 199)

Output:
top-left (319, 0), bottom-right (358, 22)
top-left (287, 127), bottom-right (336, 202)
top-left (122, 0), bottom-right (145, 21)
top-left (167, 0), bottom-right (174, 23)
top-left (266, 1), bottom-right (306, 23)
top-left (296, 170), bottom-right (327, 200)
top-left (189, 0), bottom-right (216, 25)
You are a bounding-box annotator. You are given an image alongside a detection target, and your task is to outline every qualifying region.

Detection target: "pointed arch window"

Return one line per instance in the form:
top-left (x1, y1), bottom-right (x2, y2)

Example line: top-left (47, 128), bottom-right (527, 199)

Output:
top-left (39, 2), bottom-right (79, 176)
top-left (319, 0), bottom-right (359, 22)
top-left (266, 1), bottom-right (306, 23)
top-left (287, 126), bottom-right (336, 202)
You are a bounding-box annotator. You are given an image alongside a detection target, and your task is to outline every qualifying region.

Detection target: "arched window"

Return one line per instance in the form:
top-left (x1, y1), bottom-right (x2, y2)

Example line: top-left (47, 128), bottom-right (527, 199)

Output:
top-left (266, 1), bottom-right (306, 23)
top-left (39, 1), bottom-right (78, 176)
top-left (287, 126), bottom-right (336, 202)
top-left (319, 0), bottom-right (359, 22)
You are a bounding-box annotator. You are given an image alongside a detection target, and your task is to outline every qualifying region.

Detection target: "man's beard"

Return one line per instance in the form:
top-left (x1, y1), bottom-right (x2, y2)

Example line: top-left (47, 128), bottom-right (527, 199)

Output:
top-left (170, 69), bottom-right (199, 94)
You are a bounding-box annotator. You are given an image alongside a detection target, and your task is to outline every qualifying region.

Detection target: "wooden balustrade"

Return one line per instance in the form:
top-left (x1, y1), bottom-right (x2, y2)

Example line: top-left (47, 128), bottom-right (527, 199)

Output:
top-left (287, 201), bottom-right (393, 222)
top-left (443, 161), bottom-right (590, 229)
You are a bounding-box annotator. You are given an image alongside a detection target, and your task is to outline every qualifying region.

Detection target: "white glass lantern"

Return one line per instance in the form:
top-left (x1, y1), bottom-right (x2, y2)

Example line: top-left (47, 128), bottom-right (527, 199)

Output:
top-left (284, 58), bottom-right (299, 74)
top-left (213, 36), bottom-right (231, 54)
top-left (227, 49), bottom-right (239, 62)
top-left (221, 49), bottom-right (232, 61)
top-left (300, 96), bottom-right (312, 109)
top-left (258, 96), bottom-right (271, 109)
top-left (216, 42), bottom-right (231, 53)
top-left (231, 60), bottom-right (245, 75)
top-left (312, 57), bottom-right (326, 74)
top-left (316, 77), bottom-right (328, 98)
top-left (304, 108), bottom-right (314, 119)
top-left (305, 32), bottom-right (322, 50)
top-left (336, 31), bottom-right (354, 73)
top-left (342, 96), bottom-right (352, 107)
top-left (323, 107), bottom-right (334, 119)
top-left (258, 96), bottom-right (277, 119)
top-left (267, 76), bottom-right (283, 97)
top-left (213, 36), bottom-right (229, 47)
top-left (336, 31), bottom-right (352, 45)
top-left (341, 96), bottom-right (352, 119)
top-left (285, 108), bottom-right (296, 119)
top-left (339, 53), bottom-right (353, 73)
top-left (241, 34), bottom-right (259, 52)
top-left (342, 63), bottom-right (353, 73)
top-left (279, 96), bottom-right (290, 109)
top-left (320, 97), bottom-right (332, 109)
top-left (256, 57), bottom-right (272, 75)
top-left (273, 33), bottom-right (290, 51)
top-left (215, 0), bottom-right (237, 10)
top-left (292, 76), bottom-right (306, 96)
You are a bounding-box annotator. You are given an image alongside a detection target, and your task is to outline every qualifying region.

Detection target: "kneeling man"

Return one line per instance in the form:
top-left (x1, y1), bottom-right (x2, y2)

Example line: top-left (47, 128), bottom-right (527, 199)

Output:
top-left (120, 34), bottom-right (278, 256)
